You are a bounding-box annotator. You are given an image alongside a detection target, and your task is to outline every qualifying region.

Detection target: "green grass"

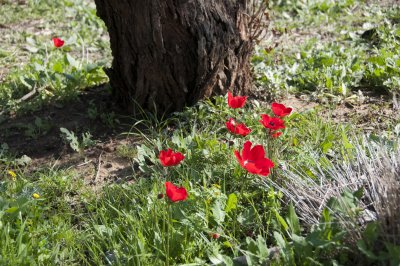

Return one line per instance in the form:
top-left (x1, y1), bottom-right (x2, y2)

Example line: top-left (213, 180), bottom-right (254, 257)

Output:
top-left (0, 0), bottom-right (400, 265)
top-left (2, 95), bottom-right (399, 264)
top-left (254, 0), bottom-right (400, 100)
top-left (0, 0), bottom-right (110, 115)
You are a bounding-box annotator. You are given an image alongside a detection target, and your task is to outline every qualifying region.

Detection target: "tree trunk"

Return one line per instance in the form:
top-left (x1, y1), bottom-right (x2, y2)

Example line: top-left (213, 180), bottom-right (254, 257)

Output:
top-left (94, 0), bottom-right (258, 114)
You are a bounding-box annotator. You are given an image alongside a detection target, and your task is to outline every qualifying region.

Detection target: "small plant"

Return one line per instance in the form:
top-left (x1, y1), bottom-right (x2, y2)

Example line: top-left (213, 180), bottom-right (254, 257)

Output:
top-left (60, 127), bottom-right (95, 154)
top-left (100, 111), bottom-right (119, 128)
top-left (23, 117), bottom-right (52, 139)
top-left (87, 100), bottom-right (98, 120)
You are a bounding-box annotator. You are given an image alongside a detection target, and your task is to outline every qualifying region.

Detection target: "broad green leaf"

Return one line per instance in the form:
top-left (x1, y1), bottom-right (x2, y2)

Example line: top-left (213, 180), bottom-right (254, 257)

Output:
top-left (66, 53), bottom-right (78, 68)
top-left (225, 193), bottom-right (237, 213)
top-left (212, 200), bottom-right (226, 225)
top-left (256, 235), bottom-right (269, 258)
top-left (52, 62), bottom-right (64, 73)
top-left (273, 231), bottom-right (287, 249)
top-left (5, 207), bottom-right (19, 213)
top-left (321, 141), bottom-right (333, 153)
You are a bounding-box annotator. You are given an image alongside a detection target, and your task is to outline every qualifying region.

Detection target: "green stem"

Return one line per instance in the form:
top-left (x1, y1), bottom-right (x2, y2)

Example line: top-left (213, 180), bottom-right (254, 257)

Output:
top-left (166, 203), bottom-right (171, 266)
top-left (162, 206), bottom-right (166, 263)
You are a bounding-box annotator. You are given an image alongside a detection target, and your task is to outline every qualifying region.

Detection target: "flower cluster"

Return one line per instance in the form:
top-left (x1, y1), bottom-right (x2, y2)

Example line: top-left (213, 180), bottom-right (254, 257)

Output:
top-left (158, 148), bottom-right (187, 202)
top-left (226, 92), bottom-right (251, 137)
top-left (225, 91), bottom-right (292, 176)
top-left (259, 102), bottom-right (292, 138)
top-left (156, 92), bottom-right (292, 204)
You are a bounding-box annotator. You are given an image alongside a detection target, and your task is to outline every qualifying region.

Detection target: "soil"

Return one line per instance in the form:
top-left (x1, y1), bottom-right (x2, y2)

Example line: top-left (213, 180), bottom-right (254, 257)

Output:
top-left (1, 85), bottom-right (139, 186)
top-left (278, 91), bottom-right (399, 132)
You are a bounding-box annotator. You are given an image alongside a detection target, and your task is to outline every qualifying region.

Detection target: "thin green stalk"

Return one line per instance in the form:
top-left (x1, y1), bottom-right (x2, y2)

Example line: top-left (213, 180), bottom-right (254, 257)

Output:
top-left (166, 203), bottom-right (172, 266)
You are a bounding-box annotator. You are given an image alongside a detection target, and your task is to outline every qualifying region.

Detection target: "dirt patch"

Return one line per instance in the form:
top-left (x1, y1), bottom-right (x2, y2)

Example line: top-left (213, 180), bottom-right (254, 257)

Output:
top-left (1, 85), bottom-right (140, 186)
top-left (278, 92), bottom-right (399, 132)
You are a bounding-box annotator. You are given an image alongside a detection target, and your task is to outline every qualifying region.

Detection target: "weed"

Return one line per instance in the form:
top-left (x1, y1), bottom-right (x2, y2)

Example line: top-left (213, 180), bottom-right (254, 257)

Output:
top-left (60, 127), bottom-right (95, 154)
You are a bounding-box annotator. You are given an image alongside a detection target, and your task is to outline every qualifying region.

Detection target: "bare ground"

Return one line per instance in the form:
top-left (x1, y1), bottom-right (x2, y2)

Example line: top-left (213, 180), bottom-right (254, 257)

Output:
top-left (1, 85), bottom-right (138, 186)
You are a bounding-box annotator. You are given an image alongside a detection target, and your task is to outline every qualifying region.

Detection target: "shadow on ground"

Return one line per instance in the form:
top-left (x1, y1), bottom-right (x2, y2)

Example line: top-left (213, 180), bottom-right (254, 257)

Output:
top-left (0, 85), bottom-right (140, 185)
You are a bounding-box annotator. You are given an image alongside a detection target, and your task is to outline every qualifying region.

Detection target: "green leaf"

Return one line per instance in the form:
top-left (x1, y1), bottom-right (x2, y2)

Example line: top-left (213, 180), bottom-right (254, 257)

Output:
top-left (84, 63), bottom-right (99, 73)
top-left (225, 193), bottom-right (238, 213)
top-left (5, 207), bottom-right (19, 213)
top-left (326, 77), bottom-right (333, 89)
top-left (52, 62), bottom-right (64, 73)
top-left (256, 235), bottom-right (269, 258)
top-left (209, 254), bottom-right (233, 266)
top-left (292, 234), bottom-right (307, 246)
top-left (223, 241), bottom-right (233, 248)
top-left (212, 200), bottom-right (226, 225)
top-left (322, 208), bottom-right (331, 223)
top-left (357, 240), bottom-right (379, 259)
top-left (237, 208), bottom-right (256, 226)
top-left (273, 231), bottom-right (287, 249)
top-left (286, 203), bottom-right (301, 235)
top-left (363, 222), bottom-right (379, 243)
top-left (307, 231), bottom-right (332, 248)
top-left (321, 141), bottom-right (332, 153)
top-left (274, 209), bottom-right (288, 231)
top-left (66, 53), bottom-right (78, 68)
top-left (246, 237), bottom-right (259, 255)
top-left (341, 131), bottom-right (354, 150)
top-left (292, 137), bottom-right (298, 146)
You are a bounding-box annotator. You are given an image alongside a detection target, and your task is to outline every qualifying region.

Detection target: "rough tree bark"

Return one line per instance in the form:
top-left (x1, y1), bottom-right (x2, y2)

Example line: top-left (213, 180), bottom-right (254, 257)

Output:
top-left (94, 0), bottom-right (267, 114)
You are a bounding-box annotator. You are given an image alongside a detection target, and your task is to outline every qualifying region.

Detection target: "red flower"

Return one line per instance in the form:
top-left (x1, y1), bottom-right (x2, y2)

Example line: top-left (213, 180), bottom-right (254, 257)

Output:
top-left (271, 131), bottom-right (282, 138)
top-left (228, 91), bottom-right (247, 109)
top-left (159, 149), bottom-right (184, 167)
top-left (226, 118), bottom-right (251, 137)
top-left (271, 102), bottom-right (292, 117)
top-left (52, 37), bottom-right (64, 48)
top-left (211, 233), bottom-right (220, 239)
top-left (165, 182), bottom-right (188, 202)
top-left (259, 114), bottom-right (285, 131)
top-left (234, 141), bottom-right (274, 176)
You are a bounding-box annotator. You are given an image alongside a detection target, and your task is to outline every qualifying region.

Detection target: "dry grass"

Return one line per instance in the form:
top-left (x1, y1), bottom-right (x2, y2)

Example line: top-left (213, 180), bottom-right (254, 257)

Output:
top-left (261, 134), bottom-right (400, 243)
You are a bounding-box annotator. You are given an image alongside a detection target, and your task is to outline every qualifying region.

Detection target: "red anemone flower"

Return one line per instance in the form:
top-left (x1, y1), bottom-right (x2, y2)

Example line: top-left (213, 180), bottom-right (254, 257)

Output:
top-left (271, 102), bottom-right (292, 117)
top-left (52, 37), bottom-right (64, 48)
top-left (259, 114), bottom-right (285, 131)
top-left (159, 149), bottom-right (184, 167)
top-left (226, 118), bottom-right (251, 137)
top-left (165, 182), bottom-right (188, 202)
top-left (234, 141), bottom-right (274, 176)
top-left (271, 131), bottom-right (282, 138)
top-left (227, 91), bottom-right (247, 109)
